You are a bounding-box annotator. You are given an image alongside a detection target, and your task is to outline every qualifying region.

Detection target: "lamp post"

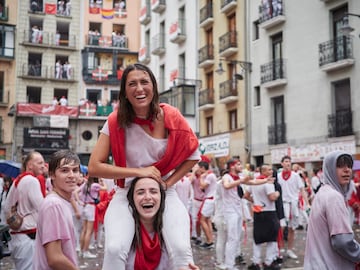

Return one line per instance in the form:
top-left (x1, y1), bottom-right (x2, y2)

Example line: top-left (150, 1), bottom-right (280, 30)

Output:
top-left (341, 12), bottom-right (360, 36)
top-left (215, 59), bottom-right (252, 162)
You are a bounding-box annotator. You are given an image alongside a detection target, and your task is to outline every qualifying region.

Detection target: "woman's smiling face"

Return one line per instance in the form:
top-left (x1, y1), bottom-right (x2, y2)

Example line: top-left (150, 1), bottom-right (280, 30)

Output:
top-left (125, 69), bottom-right (154, 113)
top-left (133, 177), bottom-right (161, 223)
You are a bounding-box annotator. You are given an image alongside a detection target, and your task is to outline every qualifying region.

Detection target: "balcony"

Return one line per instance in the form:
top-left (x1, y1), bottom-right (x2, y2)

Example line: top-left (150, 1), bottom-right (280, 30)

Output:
top-left (319, 36), bottom-right (354, 72)
top-left (138, 45), bottom-right (151, 64)
top-left (328, 109), bottom-right (353, 138)
top-left (48, 66), bottom-right (76, 82)
top-left (0, 6), bottom-right (8, 21)
top-left (160, 84), bottom-right (196, 117)
top-left (19, 63), bottom-right (48, 80)
top-left (260, 58), bottom-right (287, 89)
top-left (220, 0), bottom-right (237, 14)
top-left (21, 30), bottom-right (77, 50)
top-left (151, 33), bottom-right (165, 56)
top-left (258, 0), bottom-right (285, 30)
top-left (169, 19), bottom-right (186, 44)
top-left (198, 88), bottom-right (215, 111)
top-left (199, 2), bottom-right (214, 28)
top-left (198, 44), bottom-right (214, 68)
top-left (268, 123), bottom-right (286, 145)
top-left (82, 67), bottom-right (121, 85)
top-left (219, 31), bottom-right (237, 57)
top-left (139, 2), bottom-right (151, 25)
top-left (219, 79), bottom-right (238, 104)
top-left (151, 0), bottom-right (166, 14)
top-left (86, 34), bottom-right (128, 50)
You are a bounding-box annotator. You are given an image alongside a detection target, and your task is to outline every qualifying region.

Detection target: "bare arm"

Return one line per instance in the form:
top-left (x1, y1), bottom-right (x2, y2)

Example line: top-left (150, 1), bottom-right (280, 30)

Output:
top-left (88, 133), bottom-right (161, 182)
top-left (45, 240), bottom-right (78, 270)
top-left (165, 160), bottom-right (198, 188)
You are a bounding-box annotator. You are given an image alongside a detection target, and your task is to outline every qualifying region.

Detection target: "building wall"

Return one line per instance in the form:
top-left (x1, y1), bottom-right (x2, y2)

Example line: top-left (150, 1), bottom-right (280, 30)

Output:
top-left (249, 0), bottom-right (360, 166)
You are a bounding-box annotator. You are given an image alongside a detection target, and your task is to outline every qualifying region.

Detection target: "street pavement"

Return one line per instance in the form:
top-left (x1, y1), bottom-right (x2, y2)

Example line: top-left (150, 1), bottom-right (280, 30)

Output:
top-left (0, 223), bottom-right (309, 269)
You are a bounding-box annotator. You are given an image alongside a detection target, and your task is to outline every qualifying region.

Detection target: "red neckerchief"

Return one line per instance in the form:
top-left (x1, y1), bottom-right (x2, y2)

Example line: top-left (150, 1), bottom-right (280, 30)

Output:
top-left (133, 116), bottom-right (154, 131)
top-left (134, 222), bottom-right (161, 270)
top-left (230, 173), bottom-right (239, 180)
top-left (257, 174), bottom-right (267, 179)
top-left (109, 103), bottom-right (199, 188)
top-left (282, 170), bottom-right (291, 181)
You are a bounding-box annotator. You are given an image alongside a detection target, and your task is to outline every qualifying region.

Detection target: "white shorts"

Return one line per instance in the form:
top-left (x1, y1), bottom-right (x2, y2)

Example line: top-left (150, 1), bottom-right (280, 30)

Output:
top-left (82, 204), bottom-right (96, 221)
top-left (201, 199), bottom-right (215, 218)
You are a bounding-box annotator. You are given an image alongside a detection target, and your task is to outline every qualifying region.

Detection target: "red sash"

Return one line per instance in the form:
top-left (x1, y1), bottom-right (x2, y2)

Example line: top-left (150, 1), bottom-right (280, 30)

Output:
top-left (134, 223), bottom-right (161, 270)
top-left (109, 103), bottom-right (199, 188)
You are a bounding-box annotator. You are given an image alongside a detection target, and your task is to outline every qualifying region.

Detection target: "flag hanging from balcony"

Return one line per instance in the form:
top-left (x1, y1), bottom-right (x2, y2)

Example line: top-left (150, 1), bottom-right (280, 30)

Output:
top-left (45, 4), bottom-right (56, 14)
top-left (92, 68), bottom-right (108, 81)
top-left (101, 9), bottom-right (114, 19)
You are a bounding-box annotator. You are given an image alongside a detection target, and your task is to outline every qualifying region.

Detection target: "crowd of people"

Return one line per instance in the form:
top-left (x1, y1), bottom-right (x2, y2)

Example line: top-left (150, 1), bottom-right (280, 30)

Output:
top-left (1, 63), bottom-right (360, 269)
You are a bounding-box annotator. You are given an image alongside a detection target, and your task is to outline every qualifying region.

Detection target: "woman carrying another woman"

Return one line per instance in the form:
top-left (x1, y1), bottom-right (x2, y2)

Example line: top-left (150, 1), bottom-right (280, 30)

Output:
top-left (88, 63), bottom-right (200, 269)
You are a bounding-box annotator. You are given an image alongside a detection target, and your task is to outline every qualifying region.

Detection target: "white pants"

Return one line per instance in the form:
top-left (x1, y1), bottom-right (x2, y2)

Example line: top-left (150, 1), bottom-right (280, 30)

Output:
top-left (102, 186), bottom-right (193, 270)
top-left (214, 215), bottom-right (227, 265)
top-left (191, 199), bottom-right (202, 238)
top-left (9, 234), bottom-right (34, 270)
top-left (252, 241), bottom-right (277, 265)
top-left (223, 211), bottom-right (243, 269)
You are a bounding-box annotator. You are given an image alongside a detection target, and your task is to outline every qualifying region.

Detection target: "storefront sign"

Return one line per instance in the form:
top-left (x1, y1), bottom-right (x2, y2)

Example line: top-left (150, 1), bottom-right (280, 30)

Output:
top-left (198, 133), bottom-right (230, 157)
top-left (271, 140), bottom-right (356, 164)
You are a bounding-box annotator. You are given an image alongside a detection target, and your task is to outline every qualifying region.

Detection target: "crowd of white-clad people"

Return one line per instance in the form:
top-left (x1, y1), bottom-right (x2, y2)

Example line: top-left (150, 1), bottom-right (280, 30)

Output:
top-left (0, 149), bottom-right (359, 269)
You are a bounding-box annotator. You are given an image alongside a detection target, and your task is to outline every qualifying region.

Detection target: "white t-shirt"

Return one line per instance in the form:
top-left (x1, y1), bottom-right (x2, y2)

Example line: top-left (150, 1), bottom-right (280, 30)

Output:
top-left (247, 183), bottom-right (276, 212)
top-left (304, 184), bottom-right (354, 269)
top-left (101, 120), bottom-right (200, 187)
top-left (277, 171), bottom-right (304, 202)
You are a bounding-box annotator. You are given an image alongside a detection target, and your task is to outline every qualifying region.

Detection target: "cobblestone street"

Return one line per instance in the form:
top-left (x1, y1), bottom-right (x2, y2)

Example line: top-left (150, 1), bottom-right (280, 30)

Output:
top-left (0, 223), bottom-right (311, 269)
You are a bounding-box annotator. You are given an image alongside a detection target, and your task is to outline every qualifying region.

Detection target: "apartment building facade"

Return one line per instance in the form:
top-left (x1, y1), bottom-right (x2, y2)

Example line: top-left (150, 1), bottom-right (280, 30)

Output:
top-left (78, 0), bottom-right (140, 164)
top-left (248, 0), bottom-right (360, 170)
top-left (138, 0), bottom-right (199, 132)
top-left (197, 0), bottom-right (250, 168)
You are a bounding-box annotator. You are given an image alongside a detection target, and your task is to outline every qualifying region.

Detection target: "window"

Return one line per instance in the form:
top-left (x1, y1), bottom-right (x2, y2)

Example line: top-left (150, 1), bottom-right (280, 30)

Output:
top-left (333, 78), bottom-right (351, 112)
top-left (159, 64), bottom-right (165, 93)
top-left (206, 116), bottom-right (213, 135)
top-left (87, 52), bottom-right (100, 70)
top-left (56, 21), bottom-right (70, 46)
top-left (110, 90), bottom-right (119, 103)
top-left (254, 86), bottom-right (261, 106)
top-left (87, 89), bottom-right (101, 104)
top-left (269, 95), bottom-right (286, 144)
top-left (54, 88), bottom-right (68, 101)
top-left (253, 20), bottom-right (259, 41)
top-left (0, 71), bottom-right (3, 103)
top-left (29, 18), bottom-right (44, 44)
top-left (272, 33), bottom-right (282, 60)
top-left (179, 53), bottom-right (185, 79)
top-left (229, 109), bottom-right (237, 130)
top-left (27, 86), bottom-right (41, 103)
top-left (332, 5), bottom-right (348, 39)
top-left (30, 0), bottom-right (43, 13)
top-left (28, 53), bottom-right (42, 77)
top-left (0, 25), bottom-right (15, 58)
top-left (165, 85), bottom-right (195, 116)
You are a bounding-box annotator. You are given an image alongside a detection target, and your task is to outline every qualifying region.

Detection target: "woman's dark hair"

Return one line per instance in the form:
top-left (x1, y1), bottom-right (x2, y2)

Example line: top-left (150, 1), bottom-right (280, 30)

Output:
top-left (83, 176), bottom-right (98, 195)
top-left (118, 63), bottom-right (160, 128)
top-left (127, 177), bottom-right (166, 249)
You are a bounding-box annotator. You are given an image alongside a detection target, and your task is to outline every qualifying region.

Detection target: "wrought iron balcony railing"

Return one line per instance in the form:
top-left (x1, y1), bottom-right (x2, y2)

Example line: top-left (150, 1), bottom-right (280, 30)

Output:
top-left (198, 88), bottom-right (215, 107)
top-left (319, 35), bottom-right (353, 67)
top-left (258, 0), bottom-right (284, 24)
top-left (219, 80), bottom-right (238, 100)
top-left (328, 109), bottom-right (353, 137)
top-left (219, 30), bottom-right (237, 54)
top-left (260, 58), bottom-right (286, 84)
top-left (268, 123), bottom-right (286, 145)
top-left (198, 44), bottom-right (214, 65)
top-left (200, 2), bottom-right (213, 25)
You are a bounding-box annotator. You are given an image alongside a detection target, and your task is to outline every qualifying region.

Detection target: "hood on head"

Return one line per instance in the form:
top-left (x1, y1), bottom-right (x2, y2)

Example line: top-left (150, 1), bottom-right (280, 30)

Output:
top-left (322, 150), bottom-right (353, 199)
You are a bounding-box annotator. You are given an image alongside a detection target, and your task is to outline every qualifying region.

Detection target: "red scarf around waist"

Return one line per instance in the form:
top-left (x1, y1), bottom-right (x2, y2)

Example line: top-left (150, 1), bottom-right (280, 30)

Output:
top-left (134, 222), bottom-right (161, 270)
top-left (109, 103), bottom-right (199, 188)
